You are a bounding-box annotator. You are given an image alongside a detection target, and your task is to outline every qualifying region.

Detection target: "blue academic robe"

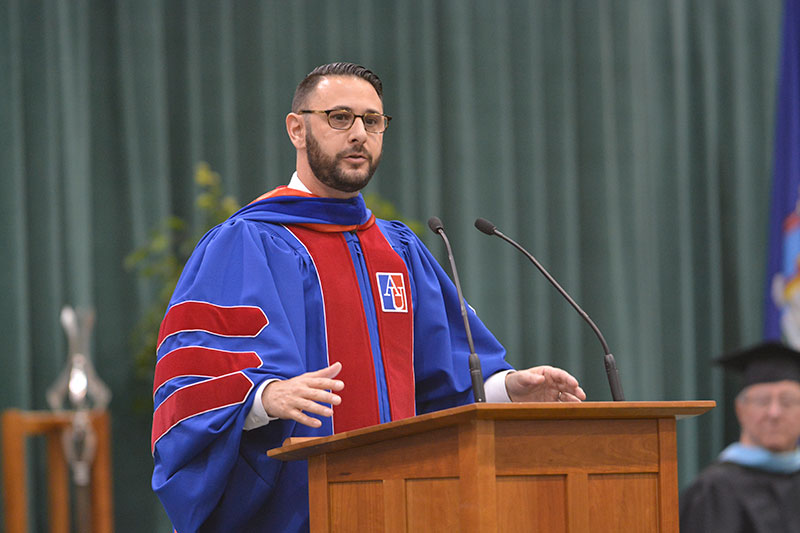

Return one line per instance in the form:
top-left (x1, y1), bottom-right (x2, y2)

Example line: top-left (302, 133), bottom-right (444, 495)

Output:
top-left (151, 190), bottom-right (511, 532)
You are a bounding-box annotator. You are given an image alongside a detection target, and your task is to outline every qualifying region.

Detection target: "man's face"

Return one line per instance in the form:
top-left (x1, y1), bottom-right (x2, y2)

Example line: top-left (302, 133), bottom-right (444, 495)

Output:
top-left (301, 76), bottom-right (384, 195)
top-left (736, 380), bottom-right (800, 452)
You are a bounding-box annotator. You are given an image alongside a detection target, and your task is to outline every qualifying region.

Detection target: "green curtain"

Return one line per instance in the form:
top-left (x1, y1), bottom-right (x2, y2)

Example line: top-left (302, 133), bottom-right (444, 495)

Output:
top-left (0, 0), bottom-right (783, 530)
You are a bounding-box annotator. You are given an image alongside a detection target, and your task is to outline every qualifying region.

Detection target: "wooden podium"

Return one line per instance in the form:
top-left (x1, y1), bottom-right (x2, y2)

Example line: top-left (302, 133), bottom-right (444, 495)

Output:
top-left (269, 401), bottom-right (713, 532)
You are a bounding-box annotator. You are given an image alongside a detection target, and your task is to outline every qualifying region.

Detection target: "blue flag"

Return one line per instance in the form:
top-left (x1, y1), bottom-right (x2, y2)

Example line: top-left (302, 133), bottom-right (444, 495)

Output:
top-left (765, 0), bottom-right (800, 343)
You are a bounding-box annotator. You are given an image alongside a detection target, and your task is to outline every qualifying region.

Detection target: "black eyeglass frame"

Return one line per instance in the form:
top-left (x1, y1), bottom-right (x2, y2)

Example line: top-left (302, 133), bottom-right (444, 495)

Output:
top-left (298, 109), bottom-right (392, 133)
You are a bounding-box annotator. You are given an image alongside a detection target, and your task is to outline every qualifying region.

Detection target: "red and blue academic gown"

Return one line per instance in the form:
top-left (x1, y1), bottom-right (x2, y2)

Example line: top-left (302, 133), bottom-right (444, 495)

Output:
top-left (151, 187), bottom-right (511, 532)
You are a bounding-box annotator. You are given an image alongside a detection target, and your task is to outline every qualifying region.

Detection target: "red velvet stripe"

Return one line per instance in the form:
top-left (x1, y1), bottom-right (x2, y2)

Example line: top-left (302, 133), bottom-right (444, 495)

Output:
top-left (151, 372), bottom-right (253, 452)
top-left (153, 346), bottom-right (262, 396)
top-left (157, 301), bottom-right (269, 349)
top-left (358, 226), bottom-right (415, 421)
top-left (290, 216), bottom-right (375, 233)
top-left (288, 226), bottom-right (380, 433)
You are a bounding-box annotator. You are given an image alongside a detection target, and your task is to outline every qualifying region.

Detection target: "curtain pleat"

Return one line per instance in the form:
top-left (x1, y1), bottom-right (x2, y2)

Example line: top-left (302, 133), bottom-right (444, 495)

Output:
top-left (0, 1), bottom-right (784, 530)
top-left (1, 0), bottom-right (32, 407)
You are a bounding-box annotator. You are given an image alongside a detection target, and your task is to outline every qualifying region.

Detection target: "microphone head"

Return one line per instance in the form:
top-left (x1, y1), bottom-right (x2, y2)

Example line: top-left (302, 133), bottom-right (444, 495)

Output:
top-left (474, 217), bottom-right (497, 235)
top-left (427, 216), bottom-right (444, 234)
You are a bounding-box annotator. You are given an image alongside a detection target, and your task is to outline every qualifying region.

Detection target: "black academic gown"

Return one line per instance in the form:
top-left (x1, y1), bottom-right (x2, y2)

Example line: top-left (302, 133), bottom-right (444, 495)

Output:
top-left (679, 461), bottom-right (800, 533)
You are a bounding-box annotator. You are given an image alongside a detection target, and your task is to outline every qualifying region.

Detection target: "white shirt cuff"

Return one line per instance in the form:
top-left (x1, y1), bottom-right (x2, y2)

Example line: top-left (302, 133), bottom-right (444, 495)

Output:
top-left (243, 379), bottom-right (280, 431)
top-left (484, 369), bottom-right (515, 403)
top-left (246, 369), bottom-right (515, 430)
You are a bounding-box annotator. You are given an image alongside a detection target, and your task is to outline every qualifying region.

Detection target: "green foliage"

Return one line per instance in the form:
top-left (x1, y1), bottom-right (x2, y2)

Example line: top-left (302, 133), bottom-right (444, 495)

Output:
top-left (125, 163), bottom-right (239, 412)
top-left (125, 164), bottom-right (422, 412)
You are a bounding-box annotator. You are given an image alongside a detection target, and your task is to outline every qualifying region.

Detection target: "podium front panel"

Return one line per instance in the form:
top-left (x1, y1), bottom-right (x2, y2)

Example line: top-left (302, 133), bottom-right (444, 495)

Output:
top-left (494, 419), bottom-right (659, 473)
top-left (497, 475), bottom-right (567, 531)
top-left (271, 402), bottom-right (713, 532)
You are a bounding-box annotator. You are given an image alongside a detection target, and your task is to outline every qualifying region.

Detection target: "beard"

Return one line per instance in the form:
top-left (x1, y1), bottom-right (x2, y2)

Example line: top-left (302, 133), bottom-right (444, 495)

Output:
top-left (305, 129), bottom-right (381, 193)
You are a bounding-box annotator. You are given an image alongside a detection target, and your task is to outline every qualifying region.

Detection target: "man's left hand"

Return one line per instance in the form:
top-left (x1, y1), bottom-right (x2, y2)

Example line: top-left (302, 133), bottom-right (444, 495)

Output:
top-left (505, 366), bottom-right (586, 403)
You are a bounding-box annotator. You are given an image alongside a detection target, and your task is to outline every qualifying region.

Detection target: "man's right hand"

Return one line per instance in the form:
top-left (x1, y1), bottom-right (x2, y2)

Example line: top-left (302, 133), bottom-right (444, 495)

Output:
top-left (261, 362), bottom-right (344, 428)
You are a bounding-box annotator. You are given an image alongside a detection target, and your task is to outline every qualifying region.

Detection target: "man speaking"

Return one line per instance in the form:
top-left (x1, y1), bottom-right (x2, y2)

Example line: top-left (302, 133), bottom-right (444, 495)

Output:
top-left (151, 62), bottom-right (585, 532)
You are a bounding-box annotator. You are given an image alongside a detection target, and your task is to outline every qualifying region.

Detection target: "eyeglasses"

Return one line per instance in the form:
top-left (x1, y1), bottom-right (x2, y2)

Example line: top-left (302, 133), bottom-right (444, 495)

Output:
top-left (299, 109), bottom-right (392, 133)
top-left (742, 394), bottom-right (800, 409)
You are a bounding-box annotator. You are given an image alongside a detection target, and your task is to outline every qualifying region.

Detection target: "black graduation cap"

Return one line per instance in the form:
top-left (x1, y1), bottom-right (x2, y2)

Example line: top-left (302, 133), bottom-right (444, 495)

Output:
top-left (715, 341), bottom-right (800, 388)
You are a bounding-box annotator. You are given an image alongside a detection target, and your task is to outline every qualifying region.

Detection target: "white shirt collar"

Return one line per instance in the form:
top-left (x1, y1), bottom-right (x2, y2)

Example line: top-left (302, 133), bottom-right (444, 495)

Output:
top-left (288, 171), bottom-right (312, 194)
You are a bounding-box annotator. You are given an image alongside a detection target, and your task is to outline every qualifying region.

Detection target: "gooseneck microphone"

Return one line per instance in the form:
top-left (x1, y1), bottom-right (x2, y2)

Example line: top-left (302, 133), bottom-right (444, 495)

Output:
top-left (474, 217), bottom-right (625, 401)
top-left (428, 216), bottom-right (486, 403)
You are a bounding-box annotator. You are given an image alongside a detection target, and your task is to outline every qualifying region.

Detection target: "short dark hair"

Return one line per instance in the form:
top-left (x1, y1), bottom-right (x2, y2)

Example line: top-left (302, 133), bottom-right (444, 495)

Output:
top-left (291, 62), bottom-right (383, 112)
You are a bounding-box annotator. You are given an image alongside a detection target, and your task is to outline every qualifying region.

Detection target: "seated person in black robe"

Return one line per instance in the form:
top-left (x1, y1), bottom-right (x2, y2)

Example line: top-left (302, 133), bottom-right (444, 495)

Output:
top-left (680, 342), bottom-right (800, 533)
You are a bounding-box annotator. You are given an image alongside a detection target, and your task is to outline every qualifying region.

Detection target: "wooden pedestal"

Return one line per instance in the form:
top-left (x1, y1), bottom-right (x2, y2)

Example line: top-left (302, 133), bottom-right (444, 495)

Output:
top-left (269, 401), bottom-right (713, 533)
top-left (1, 409), bottom-right (113, 533)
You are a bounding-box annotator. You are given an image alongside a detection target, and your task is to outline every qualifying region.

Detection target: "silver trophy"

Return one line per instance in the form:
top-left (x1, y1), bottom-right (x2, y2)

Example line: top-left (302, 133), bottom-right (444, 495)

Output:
top-left (47, 306), bottom-right (111, 411)
top-left (46, 306), bottom-right (112, 533)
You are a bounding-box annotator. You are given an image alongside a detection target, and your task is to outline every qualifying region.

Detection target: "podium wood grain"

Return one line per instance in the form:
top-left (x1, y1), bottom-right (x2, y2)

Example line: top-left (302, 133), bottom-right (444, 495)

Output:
top-left (270, 401), bottom-right (713, 532)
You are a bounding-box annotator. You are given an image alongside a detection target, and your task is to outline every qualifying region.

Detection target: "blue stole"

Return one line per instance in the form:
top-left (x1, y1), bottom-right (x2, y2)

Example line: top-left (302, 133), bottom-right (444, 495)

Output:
top-left (719, 442), bottom-right (800, 473)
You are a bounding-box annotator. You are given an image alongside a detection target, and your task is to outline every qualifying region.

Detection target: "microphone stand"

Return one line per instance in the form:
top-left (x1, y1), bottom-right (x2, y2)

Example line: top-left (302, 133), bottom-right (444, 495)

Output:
top-left (428, 217), bottom-right (486, 403)
top-left (475, 218), bottom-right (625, 401)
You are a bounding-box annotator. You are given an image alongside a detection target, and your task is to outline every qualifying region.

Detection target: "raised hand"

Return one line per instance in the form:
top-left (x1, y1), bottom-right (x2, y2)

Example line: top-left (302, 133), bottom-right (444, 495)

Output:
top-left (262, 362), bottom-right (345, 428)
